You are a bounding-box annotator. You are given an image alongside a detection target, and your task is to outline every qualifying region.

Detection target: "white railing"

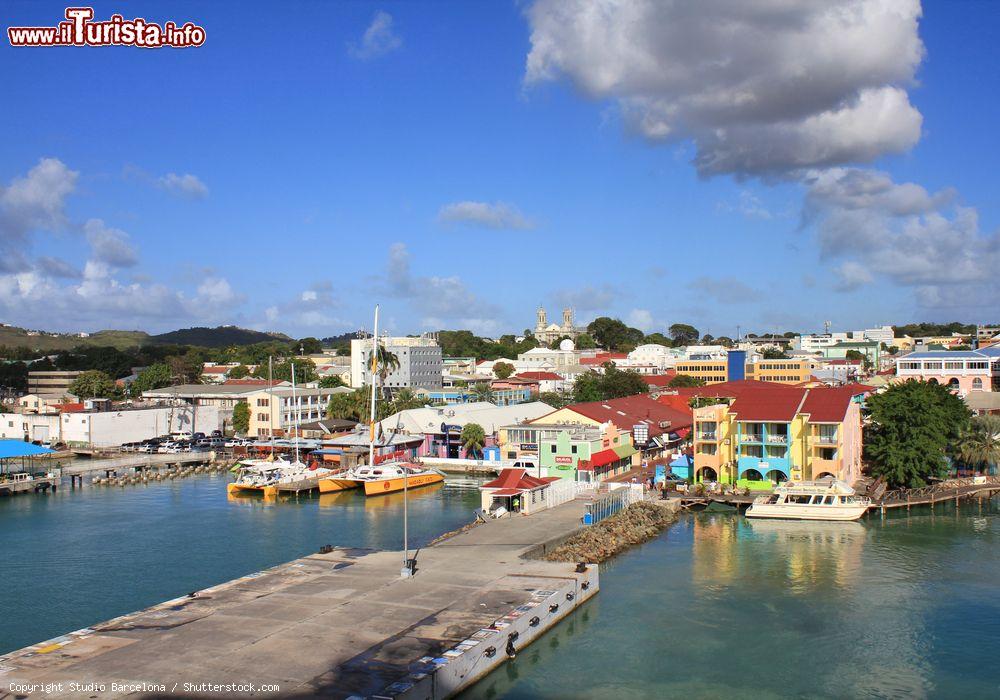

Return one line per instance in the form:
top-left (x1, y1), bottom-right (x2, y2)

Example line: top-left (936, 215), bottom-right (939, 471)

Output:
top-left (544, 478), bottom-right (580, 509)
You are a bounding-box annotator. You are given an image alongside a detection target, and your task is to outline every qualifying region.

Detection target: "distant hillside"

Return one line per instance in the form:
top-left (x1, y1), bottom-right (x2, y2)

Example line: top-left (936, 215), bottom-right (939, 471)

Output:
top-left (0, 326), bottom-right (149, 352)
top-left (151, 326), bottom-right (292, 347)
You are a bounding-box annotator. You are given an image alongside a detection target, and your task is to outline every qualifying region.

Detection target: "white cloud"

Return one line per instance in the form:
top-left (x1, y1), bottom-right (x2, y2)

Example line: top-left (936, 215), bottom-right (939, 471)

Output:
top-left (627, 308), bottom-right (654, 331)
top-left (805, 168), bottom-right (1000, 312)
top-left (348, 10), bottom-right (402, 60)
top-left (437, 201), bottom-right (534, 230)
top-left (301, 290), bottom-right (318, 302)
top-left (524, 0), bottom-right (924, 177)
top-left (84, 218), bottom-right (138, 268)
top-left (552, 284), bottom-right (618, 312)
top-left (35, 256), bottom-right (81, 279)
top-left (158, 172), bottom-right (208, 199)
top-left (385, 242), bottom-right (501, 329)
top-left (0, 158), bottom-right (79, 270)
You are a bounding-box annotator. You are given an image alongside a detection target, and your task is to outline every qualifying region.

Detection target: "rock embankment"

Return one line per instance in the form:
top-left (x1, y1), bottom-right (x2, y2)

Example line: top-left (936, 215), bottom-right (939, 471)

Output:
top-left (543, 501), bottom-right (678, 563)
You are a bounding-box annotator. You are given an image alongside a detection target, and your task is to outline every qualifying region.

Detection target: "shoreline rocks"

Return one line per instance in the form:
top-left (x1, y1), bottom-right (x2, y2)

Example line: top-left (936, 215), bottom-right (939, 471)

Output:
top-left (542, 501), bottom-right (679, 563)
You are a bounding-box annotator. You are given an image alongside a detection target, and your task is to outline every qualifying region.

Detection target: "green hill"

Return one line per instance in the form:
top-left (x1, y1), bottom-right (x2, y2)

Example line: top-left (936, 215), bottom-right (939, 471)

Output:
top-left (151, 326), bottom-right (291, 347)
top-left (0, 326), bottom-right (149, 352)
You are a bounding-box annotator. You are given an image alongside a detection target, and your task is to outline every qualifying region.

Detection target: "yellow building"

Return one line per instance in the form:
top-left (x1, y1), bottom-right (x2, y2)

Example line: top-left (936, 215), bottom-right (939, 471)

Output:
top-left (246, 386), bottom-right (353, 438)
top-left (674, 360), bottom-right (728, 384)
top-left (745, 359), bottom-right (813, 384)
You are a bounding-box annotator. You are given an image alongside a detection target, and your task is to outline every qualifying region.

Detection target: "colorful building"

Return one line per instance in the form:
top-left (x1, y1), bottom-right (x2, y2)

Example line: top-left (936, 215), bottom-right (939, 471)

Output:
top-left (690, 383), bottom-right (868, 486)
top-left (895, 348), bottom-right (1000, 393)
top-left (496, 421), bottom-right (634, 482)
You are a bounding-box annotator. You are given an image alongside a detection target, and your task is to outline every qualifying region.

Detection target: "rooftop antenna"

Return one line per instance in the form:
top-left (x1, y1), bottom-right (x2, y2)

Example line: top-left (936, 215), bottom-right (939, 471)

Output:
top-left (824, 320), bottom-right (832, 335)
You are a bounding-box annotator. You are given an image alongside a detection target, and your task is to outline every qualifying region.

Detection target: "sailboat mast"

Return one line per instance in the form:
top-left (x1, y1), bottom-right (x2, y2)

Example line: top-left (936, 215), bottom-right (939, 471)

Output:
top-left (368, 305), bottom-right (379, 468)
top-left (292, 361), bottom-right (300, 464)
top-left (268, 356), bottom-right (274, 456)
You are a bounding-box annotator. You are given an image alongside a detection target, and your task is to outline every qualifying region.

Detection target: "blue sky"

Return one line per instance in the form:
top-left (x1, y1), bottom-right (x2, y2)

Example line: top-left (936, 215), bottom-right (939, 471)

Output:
top-left (2, 0), bottom-right (998, 339)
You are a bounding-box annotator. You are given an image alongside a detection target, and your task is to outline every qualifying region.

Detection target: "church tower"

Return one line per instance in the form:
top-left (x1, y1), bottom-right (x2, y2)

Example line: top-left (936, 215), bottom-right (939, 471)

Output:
top-left (562, 307), bottom-right (574, 331)
top-left (536, 306), bottom-right (548, 332)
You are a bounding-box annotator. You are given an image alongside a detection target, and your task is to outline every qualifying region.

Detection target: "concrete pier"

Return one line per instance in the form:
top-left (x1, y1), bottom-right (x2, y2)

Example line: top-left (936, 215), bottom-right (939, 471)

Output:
top-left (0, 502), bottom-right (596, 699)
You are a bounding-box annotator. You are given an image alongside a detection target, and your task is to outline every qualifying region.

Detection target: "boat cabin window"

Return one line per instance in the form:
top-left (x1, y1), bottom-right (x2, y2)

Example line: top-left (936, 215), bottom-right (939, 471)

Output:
top-left (765, 495), bottom-right (779, 504)
top-left (822, 495), bottom-right (835, 505)
top-left (787, 495), bottom-right (811, 504)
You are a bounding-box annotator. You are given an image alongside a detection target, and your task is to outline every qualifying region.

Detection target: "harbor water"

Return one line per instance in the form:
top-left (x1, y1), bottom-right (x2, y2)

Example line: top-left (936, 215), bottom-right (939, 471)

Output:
top-left (461, 499), bottom-right (1000, 699)
top-left (0, 473), bottom-right (483, 655)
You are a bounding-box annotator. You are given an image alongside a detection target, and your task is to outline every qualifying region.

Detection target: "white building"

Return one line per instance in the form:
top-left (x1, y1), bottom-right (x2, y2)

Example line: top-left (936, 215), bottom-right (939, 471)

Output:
top-left (516, 347), bottom-right (580, 372)
top-left (246, 386), bottom-right (354, 437)
top-left (350, 336), bottom-right (443, 390)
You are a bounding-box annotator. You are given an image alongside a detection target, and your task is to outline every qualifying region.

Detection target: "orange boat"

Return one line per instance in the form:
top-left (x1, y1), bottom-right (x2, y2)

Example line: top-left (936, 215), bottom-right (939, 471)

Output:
top-left (361, 467), bottom-right (445, 496)
top-left (317, 474), bottom-right (360, 493)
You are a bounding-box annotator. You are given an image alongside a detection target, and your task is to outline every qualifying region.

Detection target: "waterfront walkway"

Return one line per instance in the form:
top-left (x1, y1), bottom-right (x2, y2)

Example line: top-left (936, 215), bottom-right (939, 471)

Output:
top-left (0, 501), bottom-right (595, 699)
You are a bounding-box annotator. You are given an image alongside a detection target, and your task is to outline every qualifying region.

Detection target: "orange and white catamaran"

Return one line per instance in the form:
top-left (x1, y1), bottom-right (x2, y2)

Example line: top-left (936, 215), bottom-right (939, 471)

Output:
top-left (316, 304), bottom-right (444, 497)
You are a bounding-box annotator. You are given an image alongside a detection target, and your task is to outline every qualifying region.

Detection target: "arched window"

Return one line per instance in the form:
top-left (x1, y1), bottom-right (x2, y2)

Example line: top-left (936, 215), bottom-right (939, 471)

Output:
top-left (972, 378), bottom-right (983, 390)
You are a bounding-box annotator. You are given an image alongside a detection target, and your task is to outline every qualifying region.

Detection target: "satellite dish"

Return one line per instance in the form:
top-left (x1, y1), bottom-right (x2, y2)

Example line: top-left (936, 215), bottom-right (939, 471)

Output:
top-left (559, 338), bottom-right (575, 351)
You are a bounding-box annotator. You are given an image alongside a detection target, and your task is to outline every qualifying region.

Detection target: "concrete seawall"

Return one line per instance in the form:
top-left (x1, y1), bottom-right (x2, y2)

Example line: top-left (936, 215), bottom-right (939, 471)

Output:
top-left (0, 502), bottom-right (596, 699)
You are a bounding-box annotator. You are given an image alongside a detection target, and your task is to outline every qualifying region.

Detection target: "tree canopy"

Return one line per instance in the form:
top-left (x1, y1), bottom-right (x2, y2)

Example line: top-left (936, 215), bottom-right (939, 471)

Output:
top-left (955, 415), bottom-right (1000, 475)
top-left (865, 380), bottom-right (971, 488)
top-left (761, 348), bottom-right (789, 360)
top-left (668, 374), bottom-right (706, 388)
top-left (493, 361), bottom-right (515, 379)
top-left (572, 364), bottom-right (648, 402)
top-left (232, 401), bottom-right (250, 435)
top-left (460, 423), bottom-right (486, 458)
top-left (129, 363), bottom-right (172, 395)
top-left (668, 323), bottom-right (700, 345)
top-left (586, 317), bottom-right (644, 351)
top-left (69, 370), bottom-right (116, 399)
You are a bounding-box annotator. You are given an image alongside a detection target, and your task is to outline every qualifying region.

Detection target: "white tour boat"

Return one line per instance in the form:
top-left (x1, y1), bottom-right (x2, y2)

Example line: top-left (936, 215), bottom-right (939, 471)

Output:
top-left (746, 479), bottom-right (871, 521)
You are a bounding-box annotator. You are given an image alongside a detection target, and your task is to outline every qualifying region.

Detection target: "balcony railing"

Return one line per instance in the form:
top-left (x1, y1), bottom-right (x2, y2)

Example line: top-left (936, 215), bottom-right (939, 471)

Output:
top-left (697, 432), bottom-right (718, 441)
top-left (742, 434), bottom-right (763, 443)
top-left (765, 434), bottom-right (788, 444)
top-left (811, 435), bottom-right (838, 445)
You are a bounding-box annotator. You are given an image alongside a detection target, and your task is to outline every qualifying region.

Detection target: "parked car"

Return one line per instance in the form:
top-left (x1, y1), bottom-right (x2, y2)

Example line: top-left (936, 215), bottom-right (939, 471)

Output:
top-left (157, 441), bottom-right (179, 453)
top-left (191, 432), bottom-right (206, 441)
top-left (170, 431), bottom-right (193, 441)
top-left (211, 430), bottom-right (223, 437)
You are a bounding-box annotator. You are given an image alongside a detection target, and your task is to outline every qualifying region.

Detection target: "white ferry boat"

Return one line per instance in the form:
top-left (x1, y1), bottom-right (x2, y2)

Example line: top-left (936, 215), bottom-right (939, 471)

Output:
top-left (746, 479), bottom-right (870, 521)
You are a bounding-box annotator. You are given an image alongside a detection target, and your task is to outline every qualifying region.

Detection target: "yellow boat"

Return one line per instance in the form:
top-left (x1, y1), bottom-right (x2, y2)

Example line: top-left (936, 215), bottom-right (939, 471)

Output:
top-left (317, 473), bottom-right (361, 494)
top-left (352, 462), bottom-right (445, 496)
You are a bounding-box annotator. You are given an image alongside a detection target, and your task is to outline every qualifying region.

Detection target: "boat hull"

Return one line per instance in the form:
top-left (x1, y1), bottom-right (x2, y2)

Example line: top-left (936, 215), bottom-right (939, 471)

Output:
top-left (746, 504), bottom-right (868, 521)
top-left (227, 482), bottom-right (270, 495)
top-left (363, 472), bottom-right (444, 496)
top-left (317, 477), bottom-right (361, 494)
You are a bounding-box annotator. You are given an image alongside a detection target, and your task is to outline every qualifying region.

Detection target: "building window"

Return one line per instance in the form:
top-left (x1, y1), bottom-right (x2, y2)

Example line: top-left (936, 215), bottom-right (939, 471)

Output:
top-left (550, 445), bottom-right (557, 453)
top-left (972, 378), bottom-right (983, 390)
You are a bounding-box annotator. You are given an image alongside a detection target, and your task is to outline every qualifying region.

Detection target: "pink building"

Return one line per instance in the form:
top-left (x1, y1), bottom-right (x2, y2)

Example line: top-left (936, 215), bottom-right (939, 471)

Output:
top-left (895, 350), bottom-right (998, 394)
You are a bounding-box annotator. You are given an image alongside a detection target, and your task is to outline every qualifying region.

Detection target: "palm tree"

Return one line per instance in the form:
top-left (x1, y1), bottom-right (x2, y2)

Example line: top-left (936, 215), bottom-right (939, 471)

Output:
top-left (389, 388), bottom-right (426, 413)
top-left (460, 423), bottom-right (486, 459)
top-left (471, 382), bottom-right (495, 403)
top-left (366, 342), bottom-right (400, 400)
top-left (956, 415), bottom-right (1000, 475)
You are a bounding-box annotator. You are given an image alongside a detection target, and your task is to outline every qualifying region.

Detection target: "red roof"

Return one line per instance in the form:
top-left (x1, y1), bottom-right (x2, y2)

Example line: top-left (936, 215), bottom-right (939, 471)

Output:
top-left (56, 402), bottom-right (85, 413)
top-left (516, 371), bottom-right (564, 381)
top-left (224, 379), bottom-right (274, 386)
top-left (729, 386), bottom-right (808, 422)
top-left (580, 352), bottom-right (628, 366)
top-left (656, 393), bottom-right (692, 414)
top-left (482, 468), bottom-right (558, 491)
top-left (202, 366), bottom-right (229, 374)
top-left (800, 386), bottom-right (870, 422)
top-left (641, 372), bottom-right (677, 388)
top-left (555, 394), bottom-right (692, 438)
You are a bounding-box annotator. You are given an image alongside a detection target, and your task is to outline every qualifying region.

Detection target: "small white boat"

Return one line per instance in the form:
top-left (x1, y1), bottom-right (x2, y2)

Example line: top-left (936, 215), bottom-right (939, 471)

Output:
top-left (746, 479), bottom-right (870, 521)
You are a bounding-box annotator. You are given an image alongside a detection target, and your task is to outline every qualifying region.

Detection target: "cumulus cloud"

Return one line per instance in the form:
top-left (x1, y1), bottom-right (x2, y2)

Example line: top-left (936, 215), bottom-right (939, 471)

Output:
top-left (35, 256), bottom-right (81, 279)
top-left (348, 10), bottom-right (402, 60)
top-left (437, 201), bottom-right (534, 230)
top-left (524, 0), bottom-right (924, 177)
top-left (158, 172), bottom-right (209, 199)
top-left (627, 308), bottom-right (659, 332)
top-left (0, 158), bottom-right (78, 271)
top-left (385, 243), bottom-right (501, 331)
top-left (552, 284), bottom-right (618, 312)
top-left (805, 168), bottom-right (1000, 311)
top-left (687, 276), bottom-right (763, 304)
top-left (84, 218), bottom-right (138, 268)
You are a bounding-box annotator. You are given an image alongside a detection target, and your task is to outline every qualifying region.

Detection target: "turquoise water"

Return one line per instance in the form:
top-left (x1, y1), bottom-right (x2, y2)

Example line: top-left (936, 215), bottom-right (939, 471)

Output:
top-left (0, 474), bottom-right (482, 655)
top-left (463, 501), bottom-right (1000, 699)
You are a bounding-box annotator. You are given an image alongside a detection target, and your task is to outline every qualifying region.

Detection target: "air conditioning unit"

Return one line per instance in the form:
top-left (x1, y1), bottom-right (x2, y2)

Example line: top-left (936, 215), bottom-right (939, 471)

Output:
top-left (658, 420), bottom-right (672, 429)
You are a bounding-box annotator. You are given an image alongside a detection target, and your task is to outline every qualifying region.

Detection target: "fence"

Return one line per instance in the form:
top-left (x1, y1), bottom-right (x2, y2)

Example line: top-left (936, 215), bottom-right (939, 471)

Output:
top-left (583, 483), bottom-right (644, 525)
top-left (543, 478), bottom-right (593, 509)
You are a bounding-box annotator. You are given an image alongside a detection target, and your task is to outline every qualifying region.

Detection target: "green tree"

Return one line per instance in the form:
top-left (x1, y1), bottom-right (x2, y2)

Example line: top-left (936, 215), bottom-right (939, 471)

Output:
top-left (69, 370), bottom-right (116, 399)
top-left (130, 363), bottom-right (172, 395)
top-left (955, 415), bottom-right (1000, 475)
top-left (167, 352), bottom-right (203, 384)
top-left (845, 349), bottom-right (872, 371)
top-left (267, 359), bottom-right (319, 384)
top-left (574, 333), bottom-right (597, 349)
top-left (586, 317), bottom-right (644, 351)
top-left (761, 347), bottom-right (789, 359)
top-left (572, 364), bottom-right (648, 402)
top-left (668, 323), bottom-right (700, 345)
top-left (319, 375), bottom-right (346, 388)
top-left (716, 336), bottom-right (734, 347)
top-left (366, 344), bottom-right (400, 384)
top-left (472, 382), bottom-right (495, 403)
top-left (668, 374), bottom-right (706, 388)
top-left (228, 364), bottom-right (250, 379)
top-left (538, 391), bottom-right (568, 408)
top-left (460, 422), bottom-right (486, 458)
top-left (493, 361), bottom-right (515, 379)
top-left (326, 389), bottom-right (369, 422)
top-left (232, 401), bottom-right (250, 435)
top-left (296, 337), bottom-right (323, 354)
top-left (642, 332), bottom-right (671, 347)
top-left (0, 362), bottom-right (28, 393)
top-left (865, 380), bottom-right (971, 488)
top-left (388, 388), bottom-right (426, 413)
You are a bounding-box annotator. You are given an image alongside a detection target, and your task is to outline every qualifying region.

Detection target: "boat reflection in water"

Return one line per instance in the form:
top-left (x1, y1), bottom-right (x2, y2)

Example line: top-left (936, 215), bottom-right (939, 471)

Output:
top-left (692, 513), bottom-right (867, 594)
top-left (318, 481), bottom-right (445, 511)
